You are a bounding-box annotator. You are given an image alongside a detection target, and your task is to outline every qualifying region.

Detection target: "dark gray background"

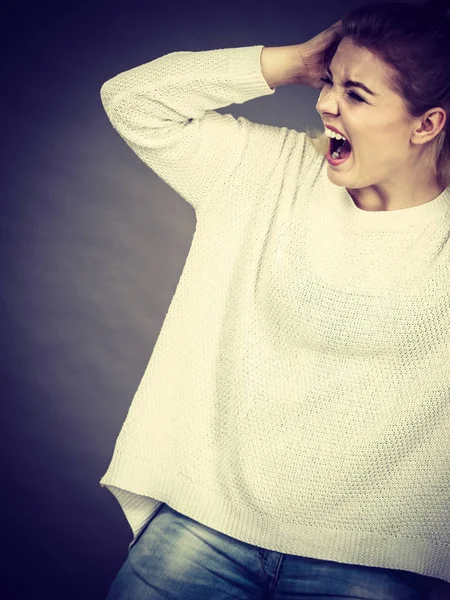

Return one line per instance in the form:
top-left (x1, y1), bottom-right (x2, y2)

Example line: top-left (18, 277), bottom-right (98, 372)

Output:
top-left (4, 0), bottom-right (449, 598)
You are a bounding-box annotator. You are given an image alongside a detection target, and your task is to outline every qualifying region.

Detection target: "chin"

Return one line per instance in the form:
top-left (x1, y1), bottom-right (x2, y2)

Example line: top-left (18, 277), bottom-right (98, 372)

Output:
top-left (327, 167), bottom-right (348, 181)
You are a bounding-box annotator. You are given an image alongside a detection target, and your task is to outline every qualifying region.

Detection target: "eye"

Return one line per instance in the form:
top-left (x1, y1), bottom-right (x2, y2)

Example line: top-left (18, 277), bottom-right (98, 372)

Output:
top-left (319, 76), bottom-right (365, 103)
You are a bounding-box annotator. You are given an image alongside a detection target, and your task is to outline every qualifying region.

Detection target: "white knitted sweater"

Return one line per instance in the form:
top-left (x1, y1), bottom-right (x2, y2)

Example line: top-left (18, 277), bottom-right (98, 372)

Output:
top-left (99, 44), bottom-right (450, 584)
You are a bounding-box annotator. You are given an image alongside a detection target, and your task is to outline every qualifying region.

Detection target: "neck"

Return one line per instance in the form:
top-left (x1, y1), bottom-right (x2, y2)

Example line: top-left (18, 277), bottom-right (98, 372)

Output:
top-left (347, 171), bottom-right (445, 212)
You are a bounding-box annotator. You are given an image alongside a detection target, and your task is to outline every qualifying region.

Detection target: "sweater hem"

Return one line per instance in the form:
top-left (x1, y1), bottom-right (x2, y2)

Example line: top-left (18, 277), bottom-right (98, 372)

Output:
top-left (99, 455), bottom-right (450, 585)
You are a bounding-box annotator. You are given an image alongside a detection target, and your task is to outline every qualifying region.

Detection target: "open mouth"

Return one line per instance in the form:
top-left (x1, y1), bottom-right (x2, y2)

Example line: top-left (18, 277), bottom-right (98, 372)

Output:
top-left (327, 138), bottom-right (352, 164)
top-left (330, 136), bottom-right (352, 159)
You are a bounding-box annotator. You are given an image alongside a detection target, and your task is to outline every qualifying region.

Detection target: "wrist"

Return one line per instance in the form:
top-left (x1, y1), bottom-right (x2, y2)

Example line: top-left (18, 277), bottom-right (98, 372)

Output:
top-left (260, 44), bottom-right (307, 88)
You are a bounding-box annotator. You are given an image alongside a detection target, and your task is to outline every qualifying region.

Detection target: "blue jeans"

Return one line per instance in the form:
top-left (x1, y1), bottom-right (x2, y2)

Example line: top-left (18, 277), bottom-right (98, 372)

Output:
top-left (106, 503), bottom-right (444, 599)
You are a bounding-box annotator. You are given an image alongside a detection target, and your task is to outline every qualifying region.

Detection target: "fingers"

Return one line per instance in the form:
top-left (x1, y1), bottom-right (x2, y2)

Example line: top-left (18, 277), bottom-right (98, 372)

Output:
top-left (330, 19), bottom-right (344, 29)
top-left (328, 19), bottom-right (345, 37)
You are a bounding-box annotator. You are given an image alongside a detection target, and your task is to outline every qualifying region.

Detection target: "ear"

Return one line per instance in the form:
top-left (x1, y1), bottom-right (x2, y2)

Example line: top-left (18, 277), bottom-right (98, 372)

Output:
top-left (413, 107), bottom-right (447, 145)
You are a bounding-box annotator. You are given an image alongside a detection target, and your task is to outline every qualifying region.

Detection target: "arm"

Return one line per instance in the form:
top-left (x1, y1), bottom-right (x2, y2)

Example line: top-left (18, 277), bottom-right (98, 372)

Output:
top-left (100, 46), bottom-right (279, 214)
top-left (260, 45), bottom-right (306, 89)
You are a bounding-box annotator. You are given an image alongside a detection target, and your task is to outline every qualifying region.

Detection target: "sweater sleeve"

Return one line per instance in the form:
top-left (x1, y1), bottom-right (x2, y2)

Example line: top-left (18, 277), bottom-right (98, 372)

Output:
top-left (100, 45), bottom-right (281, 213)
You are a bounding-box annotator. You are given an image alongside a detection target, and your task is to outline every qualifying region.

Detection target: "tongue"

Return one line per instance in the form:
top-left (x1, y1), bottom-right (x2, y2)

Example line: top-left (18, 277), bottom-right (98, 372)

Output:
top-left (339, 140), bottom-right (352, 159)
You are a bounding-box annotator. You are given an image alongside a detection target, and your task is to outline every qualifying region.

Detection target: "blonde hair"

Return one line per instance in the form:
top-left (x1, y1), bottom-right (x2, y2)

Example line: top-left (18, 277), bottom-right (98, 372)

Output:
top-left (305, 127), bottom-right (329, 158)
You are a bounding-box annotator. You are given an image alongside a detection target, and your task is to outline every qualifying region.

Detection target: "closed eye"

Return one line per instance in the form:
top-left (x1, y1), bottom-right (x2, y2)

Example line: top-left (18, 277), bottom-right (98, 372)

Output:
top-left (320, 76), bottom-right (365, 103)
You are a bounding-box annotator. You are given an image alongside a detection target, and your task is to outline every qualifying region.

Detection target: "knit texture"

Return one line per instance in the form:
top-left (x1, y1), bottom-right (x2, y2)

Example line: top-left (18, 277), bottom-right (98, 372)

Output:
top-left (99, 44), bottom-right (450, 584)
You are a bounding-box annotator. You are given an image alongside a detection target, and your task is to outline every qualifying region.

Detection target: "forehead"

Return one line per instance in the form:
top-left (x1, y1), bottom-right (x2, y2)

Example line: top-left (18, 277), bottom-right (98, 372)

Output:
top-left (331, 38), bottom-right (393, 89)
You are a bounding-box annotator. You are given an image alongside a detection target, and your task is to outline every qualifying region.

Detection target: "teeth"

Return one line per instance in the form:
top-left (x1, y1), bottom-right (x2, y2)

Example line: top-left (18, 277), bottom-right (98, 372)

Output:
top-left (331, 147), bottom-right (343, 159)
top-left (325, 128), bottom-right (347, 142)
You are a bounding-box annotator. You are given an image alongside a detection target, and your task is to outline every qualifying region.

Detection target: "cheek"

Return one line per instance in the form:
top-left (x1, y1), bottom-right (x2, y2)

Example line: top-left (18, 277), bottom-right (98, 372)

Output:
top-left (357, 130), bottom-right (389, 157)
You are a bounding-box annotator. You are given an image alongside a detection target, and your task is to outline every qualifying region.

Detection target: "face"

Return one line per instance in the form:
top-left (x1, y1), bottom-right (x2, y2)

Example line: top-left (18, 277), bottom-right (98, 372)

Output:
top-left (315, 37), bottom-right (428, 192)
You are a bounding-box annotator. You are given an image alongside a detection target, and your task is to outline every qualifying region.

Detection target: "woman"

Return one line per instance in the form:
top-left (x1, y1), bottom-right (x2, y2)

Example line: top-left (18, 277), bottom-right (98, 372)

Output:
top-left (100, 1), bottom-right (450, 598)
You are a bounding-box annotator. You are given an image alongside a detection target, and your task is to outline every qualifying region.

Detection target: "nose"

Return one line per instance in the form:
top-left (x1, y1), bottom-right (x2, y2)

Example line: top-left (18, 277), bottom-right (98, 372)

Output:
top-left (316, 85), bottom-right (340, 118)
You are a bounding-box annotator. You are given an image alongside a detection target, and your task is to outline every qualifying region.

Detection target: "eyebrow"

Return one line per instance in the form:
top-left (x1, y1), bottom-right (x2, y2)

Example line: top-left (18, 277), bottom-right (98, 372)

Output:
top-left (326, 67), bottom-right (379, 97)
